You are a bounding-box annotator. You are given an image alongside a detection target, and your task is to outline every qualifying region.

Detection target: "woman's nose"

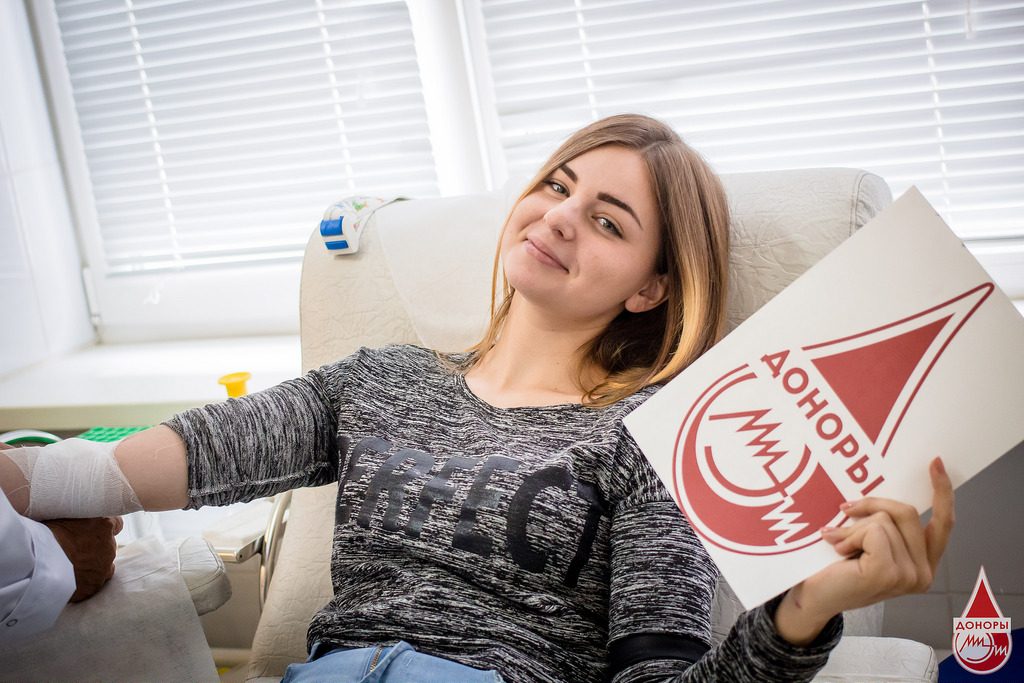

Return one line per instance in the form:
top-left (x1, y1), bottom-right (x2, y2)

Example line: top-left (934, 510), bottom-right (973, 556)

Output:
top-left (545, 198), bottom-right (578, 239)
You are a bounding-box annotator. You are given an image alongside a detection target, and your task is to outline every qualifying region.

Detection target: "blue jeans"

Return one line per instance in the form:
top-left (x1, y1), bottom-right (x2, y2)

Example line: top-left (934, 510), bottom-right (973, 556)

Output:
top-left (280, 641), bottom-right (504, 683)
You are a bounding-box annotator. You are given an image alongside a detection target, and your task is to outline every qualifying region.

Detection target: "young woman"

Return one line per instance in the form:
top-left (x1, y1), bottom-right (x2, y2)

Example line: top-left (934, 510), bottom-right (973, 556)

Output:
top-left (1, 115), bottom-right (953, 683)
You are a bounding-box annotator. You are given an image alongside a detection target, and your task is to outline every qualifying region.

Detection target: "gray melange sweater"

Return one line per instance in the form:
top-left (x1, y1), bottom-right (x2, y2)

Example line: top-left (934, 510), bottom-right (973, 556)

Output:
top-left (166, 344), bottom-right (840, 683)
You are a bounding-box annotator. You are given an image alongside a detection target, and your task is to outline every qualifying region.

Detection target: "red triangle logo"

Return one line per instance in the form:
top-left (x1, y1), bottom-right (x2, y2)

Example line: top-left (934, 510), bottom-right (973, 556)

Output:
top-left (812, 316), bottom-right (950, 443)
top-left (801, 283), bottom-right (993, 459)
top-left (964, 566), bottom-right (1004, 619)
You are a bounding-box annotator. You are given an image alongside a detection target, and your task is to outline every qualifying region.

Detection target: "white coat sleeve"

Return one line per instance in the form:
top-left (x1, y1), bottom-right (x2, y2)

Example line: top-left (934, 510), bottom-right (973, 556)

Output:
top-left (0, 492), bottom-right (75, 645)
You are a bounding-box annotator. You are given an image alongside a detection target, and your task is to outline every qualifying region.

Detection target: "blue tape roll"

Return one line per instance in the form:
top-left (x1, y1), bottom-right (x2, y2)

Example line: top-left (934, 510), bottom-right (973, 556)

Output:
top-left (320, 218), bottom-right (344, 236)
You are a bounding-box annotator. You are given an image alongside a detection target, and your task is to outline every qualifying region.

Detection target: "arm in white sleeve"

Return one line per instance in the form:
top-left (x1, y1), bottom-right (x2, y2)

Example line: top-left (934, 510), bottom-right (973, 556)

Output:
top-left (0, 493), bottom-right (75, 646)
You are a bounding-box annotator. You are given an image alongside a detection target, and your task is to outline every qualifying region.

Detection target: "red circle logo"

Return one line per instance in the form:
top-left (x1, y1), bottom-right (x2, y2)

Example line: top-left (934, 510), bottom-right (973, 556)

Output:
top-left (672, 365), bottom-right (847, 555)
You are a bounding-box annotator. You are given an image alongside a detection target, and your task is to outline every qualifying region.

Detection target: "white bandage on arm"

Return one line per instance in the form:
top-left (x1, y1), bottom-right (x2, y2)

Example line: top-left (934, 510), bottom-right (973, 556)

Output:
top-left (3, 439), bottom-right (143, 520)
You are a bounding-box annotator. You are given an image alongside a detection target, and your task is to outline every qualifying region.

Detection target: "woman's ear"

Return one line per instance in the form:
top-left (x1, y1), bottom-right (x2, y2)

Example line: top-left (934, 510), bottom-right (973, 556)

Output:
top-left (625, 273), bottom-right (668, 313)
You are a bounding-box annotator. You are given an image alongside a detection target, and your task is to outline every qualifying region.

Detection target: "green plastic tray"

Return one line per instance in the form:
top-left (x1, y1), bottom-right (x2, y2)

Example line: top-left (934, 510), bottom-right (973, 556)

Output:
top-left (76, 426), bottom-right (150, 442)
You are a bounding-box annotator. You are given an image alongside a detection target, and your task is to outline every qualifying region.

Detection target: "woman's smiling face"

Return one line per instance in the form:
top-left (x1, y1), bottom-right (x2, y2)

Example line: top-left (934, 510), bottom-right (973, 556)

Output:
top-left (500, 144), bottom-right (666, 328)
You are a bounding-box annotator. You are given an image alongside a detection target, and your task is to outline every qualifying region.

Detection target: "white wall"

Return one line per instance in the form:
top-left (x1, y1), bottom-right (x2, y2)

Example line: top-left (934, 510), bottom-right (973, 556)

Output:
top-left (0, 0), bottom-right (93, 379)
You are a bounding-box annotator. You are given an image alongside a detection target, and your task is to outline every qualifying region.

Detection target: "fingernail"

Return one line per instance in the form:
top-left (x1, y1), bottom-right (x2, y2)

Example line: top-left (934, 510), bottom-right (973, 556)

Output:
top-left (934, 458), bottom-right (946, 474)
top-left (840, 501), bottom-right (854, 511)
top-left (820, 526), bottom-right (835, 535)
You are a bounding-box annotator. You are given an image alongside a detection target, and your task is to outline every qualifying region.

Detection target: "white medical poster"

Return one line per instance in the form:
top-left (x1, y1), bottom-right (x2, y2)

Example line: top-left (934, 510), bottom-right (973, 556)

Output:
top-left (624, 188), bottom-right (1024, 610)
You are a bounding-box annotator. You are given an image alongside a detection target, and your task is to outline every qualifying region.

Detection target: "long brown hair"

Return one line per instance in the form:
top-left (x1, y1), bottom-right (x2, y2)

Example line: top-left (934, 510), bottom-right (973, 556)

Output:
top-left (465, 114), bottom-right (730, 406)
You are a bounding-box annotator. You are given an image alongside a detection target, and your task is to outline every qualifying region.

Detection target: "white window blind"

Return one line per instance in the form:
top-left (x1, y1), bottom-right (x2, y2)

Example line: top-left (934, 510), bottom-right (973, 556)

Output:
top-left (55, 0), bottom-right (437, 272)
top-left (37, 0), bottom-right (437, 340)
top-left (479, 0), bottom-right (1024, 241)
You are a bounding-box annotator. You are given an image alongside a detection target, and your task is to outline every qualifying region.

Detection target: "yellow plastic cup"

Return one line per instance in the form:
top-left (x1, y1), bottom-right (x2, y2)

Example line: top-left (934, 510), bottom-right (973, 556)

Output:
top-left (218, 372), bottom-right (252, 398)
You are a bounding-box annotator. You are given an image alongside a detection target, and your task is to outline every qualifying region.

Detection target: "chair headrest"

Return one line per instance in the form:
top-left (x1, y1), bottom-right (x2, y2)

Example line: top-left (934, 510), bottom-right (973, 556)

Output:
top-left (300, 168), bottom-right (891, 366)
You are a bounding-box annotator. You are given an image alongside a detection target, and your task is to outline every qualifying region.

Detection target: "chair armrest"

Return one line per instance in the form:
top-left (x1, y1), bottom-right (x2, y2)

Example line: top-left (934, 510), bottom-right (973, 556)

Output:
top-left (200, 494), bottom-right (290, 611)
top-left (169, 536), bottom-right (231, 616)
top-left (202, 498), bottom-right (276, 564)
top-left (246, 485), bottom-right (335, 680)
top-left (259, 491), bottom-right (291, 609)
top-left (812, 636), bottom-right (938, 683)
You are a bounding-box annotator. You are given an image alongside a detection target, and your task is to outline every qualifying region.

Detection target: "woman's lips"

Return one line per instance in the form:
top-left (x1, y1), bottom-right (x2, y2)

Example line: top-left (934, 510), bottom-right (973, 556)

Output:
top-left (525, 235), bottom-right (568, 271)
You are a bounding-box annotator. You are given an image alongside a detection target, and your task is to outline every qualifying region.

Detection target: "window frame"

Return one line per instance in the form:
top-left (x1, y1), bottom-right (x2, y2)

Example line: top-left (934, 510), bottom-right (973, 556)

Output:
top-left (470, 0), bottom-right (1024, 301)
top-left (28, 0), bottom-right (499, 343)
top-left (28, 0), bottom-right (1023, 346)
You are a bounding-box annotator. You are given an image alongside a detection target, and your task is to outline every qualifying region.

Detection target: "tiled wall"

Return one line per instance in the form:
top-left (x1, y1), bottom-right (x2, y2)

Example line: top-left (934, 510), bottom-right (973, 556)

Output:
top-left (0, 1), bottom-right (92, 378)
top-left (882, 438), bottom-right (1024, 655)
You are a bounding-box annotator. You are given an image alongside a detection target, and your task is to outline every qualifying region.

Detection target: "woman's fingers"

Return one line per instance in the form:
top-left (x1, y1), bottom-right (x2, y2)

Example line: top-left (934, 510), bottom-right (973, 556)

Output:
top-left (822, 512), bottom-right (926, 603)
top-left (925, 457), bottom-right (955, 569)
top-left (822, 456), bottom-right (955, 594)
top-left (795, 459), bottom-right (957, 621)
top-left (826, 513), bottom-right (911, 578)
top-left (847, 458), bottom-right (954, 575)
top-left (840, 500), bottom-right (932, 590)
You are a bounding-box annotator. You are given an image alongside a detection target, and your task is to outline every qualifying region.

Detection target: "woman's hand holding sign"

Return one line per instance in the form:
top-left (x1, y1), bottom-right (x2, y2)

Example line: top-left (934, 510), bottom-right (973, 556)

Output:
top-left (774, 457), bottom-right (955, 646)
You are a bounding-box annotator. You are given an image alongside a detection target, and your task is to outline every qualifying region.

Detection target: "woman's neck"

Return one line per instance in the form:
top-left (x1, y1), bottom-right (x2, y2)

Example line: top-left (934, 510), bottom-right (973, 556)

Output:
top-left (464, 297), bottom-right (607, 408)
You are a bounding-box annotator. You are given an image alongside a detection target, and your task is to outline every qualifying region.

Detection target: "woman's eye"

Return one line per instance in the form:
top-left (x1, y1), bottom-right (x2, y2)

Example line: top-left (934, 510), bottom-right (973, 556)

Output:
top-left (598, 217), bottom-right (622, 237)
top-left (546, 180), bottom-right (567, 195)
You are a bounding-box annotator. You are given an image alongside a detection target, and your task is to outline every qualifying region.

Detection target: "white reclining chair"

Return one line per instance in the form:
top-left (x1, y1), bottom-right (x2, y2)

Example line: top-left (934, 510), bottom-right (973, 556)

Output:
top-left (245, 168), bottom-right (939, 683)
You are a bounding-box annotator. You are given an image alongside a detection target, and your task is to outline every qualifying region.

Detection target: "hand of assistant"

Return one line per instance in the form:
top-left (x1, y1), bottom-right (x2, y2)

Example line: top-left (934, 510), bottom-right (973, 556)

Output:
top-left (43, 516), bottom-right (124, 602)
top-left (775, 457), bottom-right (955, 645)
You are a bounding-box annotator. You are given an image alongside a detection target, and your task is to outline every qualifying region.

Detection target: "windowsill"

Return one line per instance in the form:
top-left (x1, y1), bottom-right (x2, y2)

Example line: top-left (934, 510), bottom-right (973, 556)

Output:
top-left (0, 299), bottom-right (1020, 434)
top-left (0, 335), bottom-right (301, 432)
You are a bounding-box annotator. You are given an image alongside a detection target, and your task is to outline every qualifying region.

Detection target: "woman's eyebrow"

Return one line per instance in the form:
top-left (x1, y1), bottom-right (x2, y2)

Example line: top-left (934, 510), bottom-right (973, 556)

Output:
top-left (559, 162), bottom-right (642, 229)
top-left (597, 192), bottom-right (641, 228)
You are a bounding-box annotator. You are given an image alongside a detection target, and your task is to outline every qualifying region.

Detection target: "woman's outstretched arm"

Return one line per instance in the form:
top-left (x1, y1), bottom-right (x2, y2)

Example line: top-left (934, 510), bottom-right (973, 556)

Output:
top-left (0, 425), bottom-right (188, 517)
top-left (2, 364), bottom-right (345, 518)
top-left (114, 425), bottom-right (190, 511)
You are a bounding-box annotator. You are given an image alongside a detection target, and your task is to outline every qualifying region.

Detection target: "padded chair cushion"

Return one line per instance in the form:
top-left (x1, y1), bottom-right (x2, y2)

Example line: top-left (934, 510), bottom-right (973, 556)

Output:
top-left (299, 169), bottom-right (891, 369)
top-left (375, 169), bottom-right (893, 350)
top-left (721, 168), bottom-right (891, 332)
